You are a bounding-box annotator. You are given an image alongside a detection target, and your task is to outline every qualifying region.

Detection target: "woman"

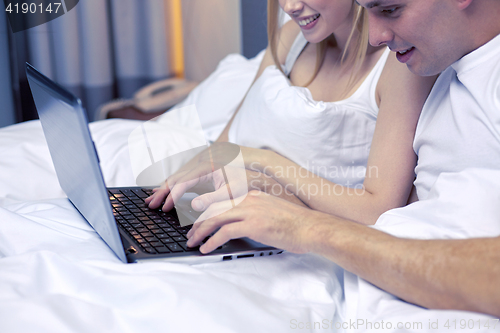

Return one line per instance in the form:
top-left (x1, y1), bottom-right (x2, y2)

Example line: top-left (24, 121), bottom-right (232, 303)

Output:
top-left (147, 0), bottom-right (435, 226)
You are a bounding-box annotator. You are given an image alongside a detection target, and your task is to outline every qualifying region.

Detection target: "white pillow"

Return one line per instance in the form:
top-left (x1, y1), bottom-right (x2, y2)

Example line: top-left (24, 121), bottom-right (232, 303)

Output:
top-left (156, 50), bottom-right (265, 143)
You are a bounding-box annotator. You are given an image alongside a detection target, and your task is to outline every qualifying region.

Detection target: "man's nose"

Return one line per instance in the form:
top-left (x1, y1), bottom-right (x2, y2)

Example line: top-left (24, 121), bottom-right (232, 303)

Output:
top-left (368, 15), bottom-right (394, 46)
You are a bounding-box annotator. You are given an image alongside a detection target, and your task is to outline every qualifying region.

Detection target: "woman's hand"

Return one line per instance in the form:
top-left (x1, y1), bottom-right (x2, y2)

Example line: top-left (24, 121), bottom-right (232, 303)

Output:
top-left (145, 142), bottom-right (260, 212)
top-left (190, 168), bottom-right (306, 211)
top-left (145, 151), bottom-right (304, 214)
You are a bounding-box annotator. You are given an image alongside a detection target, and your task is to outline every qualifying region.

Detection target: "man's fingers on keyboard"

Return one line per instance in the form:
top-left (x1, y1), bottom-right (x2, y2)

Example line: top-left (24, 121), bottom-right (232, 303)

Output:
top-left (199, 222), bottom-right (246, 254)
top-left (186, 221), bottom-right (202, 239)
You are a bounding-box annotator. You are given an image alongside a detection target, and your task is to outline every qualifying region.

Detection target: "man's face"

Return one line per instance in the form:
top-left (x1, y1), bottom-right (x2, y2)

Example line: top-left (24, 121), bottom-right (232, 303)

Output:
top-left (357, 0), bottom-right (466, 76)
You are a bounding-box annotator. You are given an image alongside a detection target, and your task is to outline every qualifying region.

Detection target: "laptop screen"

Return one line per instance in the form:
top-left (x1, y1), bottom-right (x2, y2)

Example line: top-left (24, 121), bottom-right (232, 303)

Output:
top-left (26, 63), bottom-right (127, 262)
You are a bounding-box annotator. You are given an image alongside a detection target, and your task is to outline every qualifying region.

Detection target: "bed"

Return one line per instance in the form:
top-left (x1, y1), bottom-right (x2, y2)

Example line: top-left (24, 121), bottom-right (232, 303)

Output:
top-left (0, 52), bottom-right (498, 333)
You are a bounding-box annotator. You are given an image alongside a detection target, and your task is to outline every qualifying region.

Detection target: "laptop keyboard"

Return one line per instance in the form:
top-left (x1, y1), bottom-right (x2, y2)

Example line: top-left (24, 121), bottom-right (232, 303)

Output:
top-left (108, 188), bottom-right (197, 255)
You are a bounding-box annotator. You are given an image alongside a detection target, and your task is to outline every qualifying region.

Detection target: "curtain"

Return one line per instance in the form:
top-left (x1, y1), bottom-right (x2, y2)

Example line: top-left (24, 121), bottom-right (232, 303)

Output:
top-left (240, 0), bottom-right (267, 59)
top-left (0, 9), bottom-right (16, 127)
top-left (9, 0), bottom-right (171, 122)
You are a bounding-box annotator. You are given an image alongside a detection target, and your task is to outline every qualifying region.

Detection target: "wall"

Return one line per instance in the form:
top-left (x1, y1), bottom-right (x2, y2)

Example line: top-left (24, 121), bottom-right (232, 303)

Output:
top-left (181, 0), bottom-right (242, 82)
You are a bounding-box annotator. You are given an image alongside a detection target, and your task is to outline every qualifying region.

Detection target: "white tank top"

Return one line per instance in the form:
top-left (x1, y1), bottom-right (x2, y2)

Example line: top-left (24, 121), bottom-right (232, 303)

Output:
top-left (229, 33), bottom-right (390, 187)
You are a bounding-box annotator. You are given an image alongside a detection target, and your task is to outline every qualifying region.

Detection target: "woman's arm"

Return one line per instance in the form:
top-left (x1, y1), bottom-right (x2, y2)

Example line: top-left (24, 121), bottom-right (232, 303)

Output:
top-left (354, 54), bottom-right (437, 221)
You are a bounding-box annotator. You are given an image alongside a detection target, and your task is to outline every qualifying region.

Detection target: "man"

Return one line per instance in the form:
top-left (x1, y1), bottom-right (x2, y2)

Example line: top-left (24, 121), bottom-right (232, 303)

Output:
top-left (186, 0), bottom-right (500, 316)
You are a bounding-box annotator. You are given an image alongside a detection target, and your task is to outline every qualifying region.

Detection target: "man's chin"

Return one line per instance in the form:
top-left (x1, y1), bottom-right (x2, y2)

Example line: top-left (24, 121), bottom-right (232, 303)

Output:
top-left (406, 63), bottom-right (442, 77)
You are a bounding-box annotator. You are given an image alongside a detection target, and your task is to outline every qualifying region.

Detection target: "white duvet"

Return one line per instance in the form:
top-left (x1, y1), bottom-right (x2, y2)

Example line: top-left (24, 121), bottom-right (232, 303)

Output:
top-left (0, 119), bottom-right (345, 333)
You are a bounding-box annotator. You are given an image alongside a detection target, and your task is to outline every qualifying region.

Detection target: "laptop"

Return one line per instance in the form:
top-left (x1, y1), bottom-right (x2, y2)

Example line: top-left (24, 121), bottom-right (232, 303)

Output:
top-left (26, 62), bottom-right (282, 264)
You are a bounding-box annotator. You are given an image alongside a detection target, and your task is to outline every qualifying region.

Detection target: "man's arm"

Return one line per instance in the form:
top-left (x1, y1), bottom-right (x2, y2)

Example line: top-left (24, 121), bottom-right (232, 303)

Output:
top-left (309, 216), bottom-right (500, 317)
top-left (187, 191), bottom-right (500, 317)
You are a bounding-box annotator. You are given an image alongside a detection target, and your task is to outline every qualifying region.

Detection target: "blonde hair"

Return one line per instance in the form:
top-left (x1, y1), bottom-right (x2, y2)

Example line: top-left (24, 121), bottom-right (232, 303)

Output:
top-left (267, 1), bottom-right (369, 93)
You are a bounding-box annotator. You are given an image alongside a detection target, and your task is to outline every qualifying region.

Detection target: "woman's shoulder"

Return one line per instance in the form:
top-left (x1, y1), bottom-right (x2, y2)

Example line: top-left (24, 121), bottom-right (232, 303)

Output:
top-left (375, 51), bottom-right (437, 119)
top-left (376, 52), bottom-right (436, 102)
top-left (276, 20), bottom-right (302, 65)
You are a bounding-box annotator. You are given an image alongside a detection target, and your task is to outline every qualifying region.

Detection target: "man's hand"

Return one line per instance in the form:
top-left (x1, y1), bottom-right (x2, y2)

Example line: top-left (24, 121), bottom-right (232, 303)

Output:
top-left (186, 191), bottom-right (317, 254)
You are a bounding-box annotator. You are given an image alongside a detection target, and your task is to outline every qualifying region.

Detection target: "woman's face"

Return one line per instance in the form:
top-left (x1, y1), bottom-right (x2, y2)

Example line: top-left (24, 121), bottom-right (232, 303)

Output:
top-left (279, 0), bottom-right (355, 43)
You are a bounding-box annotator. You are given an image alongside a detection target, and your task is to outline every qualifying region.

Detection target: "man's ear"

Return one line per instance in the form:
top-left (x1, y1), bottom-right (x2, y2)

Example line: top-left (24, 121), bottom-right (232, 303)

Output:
top-left (456, 0), bottom-right (474, 11)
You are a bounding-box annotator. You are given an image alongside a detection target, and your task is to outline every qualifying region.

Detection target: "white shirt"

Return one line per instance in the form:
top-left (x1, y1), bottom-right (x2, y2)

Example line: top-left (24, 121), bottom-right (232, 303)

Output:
top-left (345, 34), bottom-right (500, 331)
top-left (413, 33), bottom-right (500, 200)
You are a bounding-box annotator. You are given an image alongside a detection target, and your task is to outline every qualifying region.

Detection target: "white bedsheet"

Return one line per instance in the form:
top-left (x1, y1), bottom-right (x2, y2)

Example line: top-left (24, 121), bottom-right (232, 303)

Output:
top-left (0, 119), bottom-right (345, 333)
top-left (2, 119), bottom-right (498, 333)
